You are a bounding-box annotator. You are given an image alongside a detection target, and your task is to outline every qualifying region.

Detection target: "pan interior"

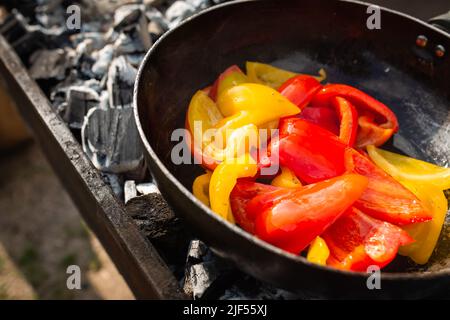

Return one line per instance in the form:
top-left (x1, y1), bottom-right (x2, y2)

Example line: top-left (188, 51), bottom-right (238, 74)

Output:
top-left (137, 0), bottom-right (450, 274)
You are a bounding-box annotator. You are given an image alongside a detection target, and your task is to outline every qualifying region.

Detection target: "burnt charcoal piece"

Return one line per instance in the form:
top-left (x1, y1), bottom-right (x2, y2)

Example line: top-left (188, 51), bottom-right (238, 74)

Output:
top-left (125, 180), bottom-right (160, 204)
top-left (184, 261), bottom-right (221, 300)
top-left (113, 12), bottom-right (152, 54)
top-left (114, 4), bottom-right (145, 30)
top-left (182, 240), bottom-right (235, 300)
top-left (82, 107), bottom-right (144, 173)
top-left (107, 56), bottom-right (137, 108)
top-left (29, 48), bottom-right (70, 80)
top-left (125, 193), bottom-right (191, 266)
top-left (145, 7), bottom-right (169, 32)
top-left (91, 44), bottom-right (115, 78)
top-left (102, 172), bottom-right (124, 200)
top-left (63, 86), bottom-right (100, 129)
top-left (136, 182), bottom-right (160, 195)
top-left (0, 9), bottom-right (71, 62)
top-left (124, 180), bottom-right (137, 204)
top-left (165, 1), bottom-right (196, 28)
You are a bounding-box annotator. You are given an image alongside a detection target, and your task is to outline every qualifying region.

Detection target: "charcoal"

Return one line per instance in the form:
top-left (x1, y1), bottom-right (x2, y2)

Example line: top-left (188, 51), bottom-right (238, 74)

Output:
top-left (0, 9), bottom-right (71, 60)
top-left (63, 86), bottom-right (100, 129)
top-left (125, 193), bottom-right (191, 264)
top-left (147, 20), bottom-right (164, 40)
top-left (71, 32), bottom-right (106, 51)
top-left (182, 240), bottom-right (234, 299)
top-left (136, 182), bottom-right (160, 195)
top-left (125, 53), bottom-right (146, 68)
top-left (114, 4), bottom-right (145, 30)
top-left (35, 0), bottom-right (66, 29)
top-left (83, 79), bottom-right (103, 93)
top-left (165, 1), bottom-right (196, 28)
top-left (145, 7), bottom-right (169, 32)
top-left (143, 0), bottom-right (167, 8)
top-left (91, 44), bottom-right (115, 78)
top-left (186, 239), bottom-right (209, 264)
top-left (124, 180), bottom-right (137, 204)
top-left (28, 48), bottom-right (69, 80)
top-left (107, 56), bottom-right (137, 108)
top-left (98, 90), bottom-right (110, 109)
top-left (184, 262), bottom-right (221, 300)
top-left (74, 38), bottom-right (95, 60)
top-left (186, 0), bottom-right (211, 10)
top-left (218, 275), bottom-right (300, 300)
top-left (82, 107), bottom-right (144, 173)
top-left (113, 11), bottom-right (151, 54)
top-left (102, 173), bottom-right (124, 199)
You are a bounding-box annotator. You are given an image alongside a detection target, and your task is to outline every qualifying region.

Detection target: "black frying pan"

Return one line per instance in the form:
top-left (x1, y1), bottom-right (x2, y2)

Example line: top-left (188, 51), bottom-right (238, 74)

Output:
top-left (134, 0), bottom-right (450, 298)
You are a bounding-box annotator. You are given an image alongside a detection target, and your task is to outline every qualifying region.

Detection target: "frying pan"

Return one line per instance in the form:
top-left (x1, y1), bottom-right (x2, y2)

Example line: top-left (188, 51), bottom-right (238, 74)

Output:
top-left (134, 0), bottom-right (450, 298)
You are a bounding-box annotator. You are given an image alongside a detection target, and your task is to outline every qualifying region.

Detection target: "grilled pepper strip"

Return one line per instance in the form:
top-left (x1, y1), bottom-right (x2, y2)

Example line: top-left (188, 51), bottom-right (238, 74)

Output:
top-left (298, 106), bottom-right (339, 136)
top-left (246, 61), bottom-right (326, 89)
top-left (278, 75), bottom-right (322, 110)
top-left (398, 181), bottom-right (447, 264)
top-left (366, 146), bottom-right (450, 190)
top-left (209, 154), bottom-right (258, 223)
top-left (216, 83), bottom-right (300, 128)
top-left (311, 84), bottom-right (399, 147)
top-left (271, 166), bottom-right (302, 188)
top-left (230, 180), bottom-right (278, 233)
top-left (345, 148), bottom-right (432, 225)
top-left (254, 174), bottom-right (368, 254)
top-left (307, 237), bottom-right (330, 266)
top-left (323, 207), bottom-right (414, 271)
top-left (209, 65), bottom-right (248, 101)
top-left (273, 118), bottom-right (347, 183)
top-left (367, 146), bottom-right (450, 264)
top-left (186, 90), bottom-right (224, 170)
top-left (332, 97), bottom-right (358, 146)
top-left (192, 171), bottom-right (212, 206)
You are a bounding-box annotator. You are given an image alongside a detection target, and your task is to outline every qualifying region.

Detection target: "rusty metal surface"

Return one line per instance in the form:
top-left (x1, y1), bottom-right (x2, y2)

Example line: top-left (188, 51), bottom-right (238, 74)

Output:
top-left (0, 34), bottom-right (186, 300)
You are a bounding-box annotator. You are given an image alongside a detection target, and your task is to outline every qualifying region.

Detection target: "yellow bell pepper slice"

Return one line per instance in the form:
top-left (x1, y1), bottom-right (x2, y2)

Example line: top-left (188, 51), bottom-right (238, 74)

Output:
top-left (246, 61), bottom-right (327, 89)
top-left (203, 124), bottom-right (259, 162)
top-left (397, 181), bottom-right (447, 264)
top-left (215, 66), bottom-right (249, 99)
top-left (187, 90), bottom-right (224, 147)
top-left (367, 145), bottom-right (450, 264)
top-left (192, 171), bottom-right (212, 207)
top-left (209, 153), bottom-right (258, 222)
top-left (367, 145), bottom-right (450, 190)
top-left (306, 236), bottom-right (330, 266)
top-left (271, 166), bottom-right (302, 188)
top-left (216, 83), bottom-right (300, 132)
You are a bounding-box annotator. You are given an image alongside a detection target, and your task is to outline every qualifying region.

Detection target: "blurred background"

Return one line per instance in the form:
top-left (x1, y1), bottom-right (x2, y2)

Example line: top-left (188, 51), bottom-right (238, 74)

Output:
top-left (0, 0), bottom-right (448, 300)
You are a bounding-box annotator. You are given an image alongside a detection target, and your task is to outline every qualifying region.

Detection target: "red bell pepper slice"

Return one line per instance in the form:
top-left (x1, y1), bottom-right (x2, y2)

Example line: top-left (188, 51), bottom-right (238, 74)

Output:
top-left (331, 97), bottom-right (358, 146)
top-left (323, 207), bottom-right (414, 271)
top-left (311, 84), bottom-right (399, 147)
top-left (344, 148), bottom-right (432, 225)
top-left (278, 75), bottom-right (322, 109)
top-left (273, 118), bottom-right (347, 183)
top-left (230, 179), bottom-right (278, 233)
top-left (254, 174), bottom-right (368, 254)
top-left (298, 106), bottom-right (339, 136)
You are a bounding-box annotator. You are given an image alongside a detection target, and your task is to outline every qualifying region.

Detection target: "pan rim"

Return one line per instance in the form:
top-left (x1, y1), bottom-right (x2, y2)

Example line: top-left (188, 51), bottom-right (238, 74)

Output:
top-left (133, 0), bottom-right (450, 282)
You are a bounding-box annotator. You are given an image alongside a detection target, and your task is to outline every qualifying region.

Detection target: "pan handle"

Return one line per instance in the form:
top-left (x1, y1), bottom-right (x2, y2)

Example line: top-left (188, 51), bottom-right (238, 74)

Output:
top-left (429, 11), bottom-right (450, 34)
